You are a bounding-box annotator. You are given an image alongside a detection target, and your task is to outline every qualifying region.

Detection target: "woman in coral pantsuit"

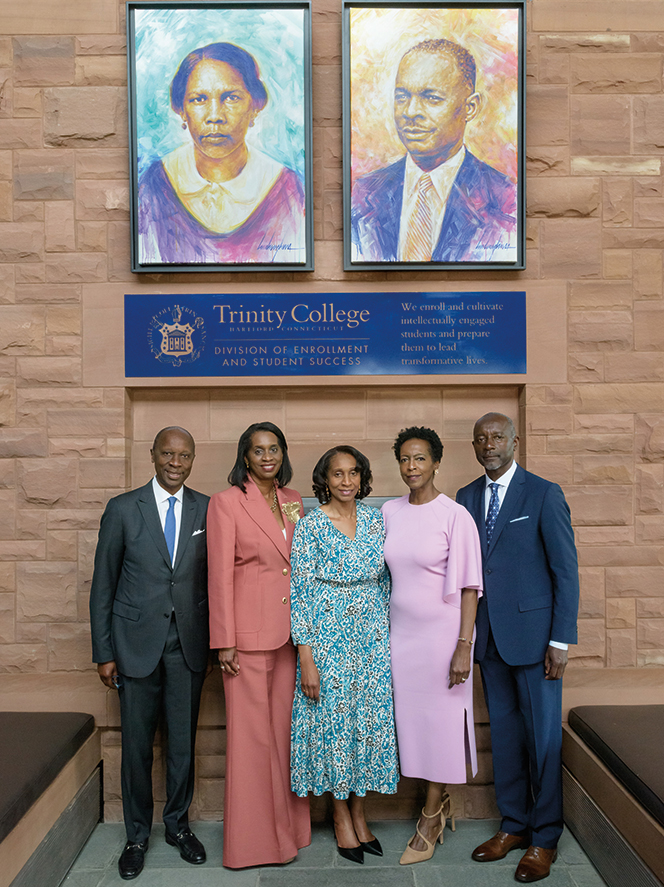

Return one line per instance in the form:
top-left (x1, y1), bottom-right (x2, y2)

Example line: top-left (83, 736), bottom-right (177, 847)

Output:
top-left (207, 422), bottom-right (311, 868)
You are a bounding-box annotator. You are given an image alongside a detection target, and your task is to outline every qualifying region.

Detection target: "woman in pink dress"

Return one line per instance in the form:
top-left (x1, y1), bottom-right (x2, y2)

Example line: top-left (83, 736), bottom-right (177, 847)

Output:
top-left (383, 426), bottom-right (482, 865)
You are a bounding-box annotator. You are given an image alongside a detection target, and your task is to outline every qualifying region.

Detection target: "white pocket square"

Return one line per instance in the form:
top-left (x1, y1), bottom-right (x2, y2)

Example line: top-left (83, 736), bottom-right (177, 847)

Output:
top-left (510, 516), bottom-right (529, 523)
top-left (192, 528), bottom-right (205, 536)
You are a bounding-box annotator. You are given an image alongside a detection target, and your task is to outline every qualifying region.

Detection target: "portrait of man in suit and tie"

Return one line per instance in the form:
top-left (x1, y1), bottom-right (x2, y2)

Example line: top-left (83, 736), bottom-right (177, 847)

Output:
top-left (456, 413), bottom-right (579, 883)
top-left (89, 426), bottom-right (210, 880)
top-left (348, 16), bottom-right (521, 268)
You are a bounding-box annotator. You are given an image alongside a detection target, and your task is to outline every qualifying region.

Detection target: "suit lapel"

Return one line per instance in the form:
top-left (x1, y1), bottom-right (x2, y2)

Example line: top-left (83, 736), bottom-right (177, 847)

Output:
top-left (471, 478), bottom-right (489, 556)
top-left (137, 481), bottom-right (172, 571)
top-left (487, 464), bottom-right (526, 554)
top-left (173, 486), bottom-right (197, 572)
top-left (276, 486), bottom-right (301, 559)
top-left (367, 157), bottom-right (405, 260)
top-left (434, 152), bottom-right (483, 262)
top-left (241, 477), bottom-right (289, 561)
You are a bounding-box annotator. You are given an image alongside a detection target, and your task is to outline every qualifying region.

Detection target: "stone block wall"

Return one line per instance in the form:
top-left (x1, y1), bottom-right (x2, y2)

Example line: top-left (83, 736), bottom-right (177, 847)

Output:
top-left (1, 0), bottom-right (664, 822)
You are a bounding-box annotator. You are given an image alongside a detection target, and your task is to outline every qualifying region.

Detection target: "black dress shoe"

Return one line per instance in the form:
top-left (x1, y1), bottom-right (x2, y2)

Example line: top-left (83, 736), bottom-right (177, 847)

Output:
top-left (337, 844), bottom-right (364, 864)
top-left (118, 839), bottom-right (148, 880)
top-left (361, 837), bottom-right (383, 856)
top-left (165, 827), bottom-right (206, 864)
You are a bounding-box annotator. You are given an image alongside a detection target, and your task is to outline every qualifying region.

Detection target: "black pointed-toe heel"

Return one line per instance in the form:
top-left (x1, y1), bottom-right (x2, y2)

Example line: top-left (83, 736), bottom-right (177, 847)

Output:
top-left (337, 844), bottom-right (364, 864)
top-left (360, 837), bottom-right (383, 856)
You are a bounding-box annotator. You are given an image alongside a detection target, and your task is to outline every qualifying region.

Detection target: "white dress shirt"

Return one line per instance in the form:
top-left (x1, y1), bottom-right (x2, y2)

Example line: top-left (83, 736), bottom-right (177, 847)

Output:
top-left (397, 146), bottom-right (466, 261)
top-left (483, 458), bottom-right (518, 518)
top-left (152, 476), bottom-right (183, 566)
top-left (483, 461), bottom-right (567, 651)
top-left (162, 143), bottom-right (283, 234)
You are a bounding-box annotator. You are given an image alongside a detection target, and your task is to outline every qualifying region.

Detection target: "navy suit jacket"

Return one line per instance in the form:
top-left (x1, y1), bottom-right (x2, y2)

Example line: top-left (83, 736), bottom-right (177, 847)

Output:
top-left (456, 465), bottom-right (579, 667)
top-left (90, 481), bottom-right (210, 678)
top-left (351, 150), bottom-right (516, 263)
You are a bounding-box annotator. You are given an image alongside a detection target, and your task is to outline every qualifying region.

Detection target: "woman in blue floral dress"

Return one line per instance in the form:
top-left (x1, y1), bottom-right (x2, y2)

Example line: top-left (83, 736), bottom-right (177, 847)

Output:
top-left (290, 445), bottom-right (398, 865)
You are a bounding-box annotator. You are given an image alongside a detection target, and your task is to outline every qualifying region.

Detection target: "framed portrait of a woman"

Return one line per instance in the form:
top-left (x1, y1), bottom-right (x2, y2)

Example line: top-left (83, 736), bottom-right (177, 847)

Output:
top-left (343, 1), bottom-right (526, 272)
top-left (128, 1), bottom-right (313, 273)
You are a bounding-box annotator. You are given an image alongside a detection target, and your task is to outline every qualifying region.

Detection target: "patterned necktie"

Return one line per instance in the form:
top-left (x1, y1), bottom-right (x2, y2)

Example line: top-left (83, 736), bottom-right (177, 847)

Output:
top-left (404, 173), bottom-right (434, 262)
top-left (485, 483), bottom-right (500, 544)
top-left (165, 496), bottom-right (177, 563)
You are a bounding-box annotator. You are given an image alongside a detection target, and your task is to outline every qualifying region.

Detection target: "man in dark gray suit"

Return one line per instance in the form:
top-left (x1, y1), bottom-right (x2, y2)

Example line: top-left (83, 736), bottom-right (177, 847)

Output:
top-left (90, 426), bottom-right (210, 880)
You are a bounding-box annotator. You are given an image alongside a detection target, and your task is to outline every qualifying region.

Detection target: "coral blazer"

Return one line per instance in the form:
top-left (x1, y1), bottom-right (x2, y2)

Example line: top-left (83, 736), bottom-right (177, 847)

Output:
top-left (207, 477), bottom-right (303, 652)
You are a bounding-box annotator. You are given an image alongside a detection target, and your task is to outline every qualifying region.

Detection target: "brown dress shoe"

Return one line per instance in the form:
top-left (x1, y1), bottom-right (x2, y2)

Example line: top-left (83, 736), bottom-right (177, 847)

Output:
top-left (515, 846), bottom-right (558, 882)
top-left (472, 831), bottom-right (530, 862)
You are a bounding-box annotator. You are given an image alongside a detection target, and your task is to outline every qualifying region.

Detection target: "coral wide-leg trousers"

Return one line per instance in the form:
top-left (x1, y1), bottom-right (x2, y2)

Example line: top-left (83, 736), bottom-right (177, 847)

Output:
top-left (222, 642), bottom-right (311, 868)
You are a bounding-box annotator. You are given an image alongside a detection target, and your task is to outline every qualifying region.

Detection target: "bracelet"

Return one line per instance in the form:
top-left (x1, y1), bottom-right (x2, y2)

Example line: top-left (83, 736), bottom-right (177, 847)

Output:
top-left (458, 636), bottom-right (473, 644)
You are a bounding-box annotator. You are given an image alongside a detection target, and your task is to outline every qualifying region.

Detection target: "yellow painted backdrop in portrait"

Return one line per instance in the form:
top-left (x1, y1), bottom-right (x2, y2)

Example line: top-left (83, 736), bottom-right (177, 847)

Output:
top-left (349, 7), bottom-right (519, 183)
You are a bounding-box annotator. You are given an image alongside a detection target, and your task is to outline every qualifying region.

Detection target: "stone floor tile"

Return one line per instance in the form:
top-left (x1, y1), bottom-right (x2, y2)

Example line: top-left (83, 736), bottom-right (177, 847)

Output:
top-left (289, 824), bottom-right (337, 867)
top-left (557, 827), bottom-right (592, 865)
top-left (65, 821), bottom-right (607, 887)
top-left (98, 867), bottom-right (257, 887)
top-left (411, 861), bottom-right (576, 887)
top-left (259, 868), bottom-right (416, 886)
top-left (62, 872), bottom-right (106, 887)
top-left (568, 865), bottom-right (612, 887)
top-left (69, 822), bottom-right (126, 870)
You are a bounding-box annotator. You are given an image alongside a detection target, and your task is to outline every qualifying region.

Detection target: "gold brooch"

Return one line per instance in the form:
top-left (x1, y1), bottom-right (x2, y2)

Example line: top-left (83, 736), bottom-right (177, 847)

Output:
top-left (281, 501), bottom-right (302, 524)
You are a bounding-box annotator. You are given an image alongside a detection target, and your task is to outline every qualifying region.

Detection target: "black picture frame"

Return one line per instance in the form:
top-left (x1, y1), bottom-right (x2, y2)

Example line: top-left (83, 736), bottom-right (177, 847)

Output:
top-left (127, 1), bottom-right (314, 273)
top-left (342, 1), bottom-right (526, 272)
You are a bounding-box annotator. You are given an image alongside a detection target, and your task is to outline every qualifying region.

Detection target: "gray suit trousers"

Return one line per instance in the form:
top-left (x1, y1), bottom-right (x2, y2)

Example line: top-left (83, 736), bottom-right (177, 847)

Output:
top-left (118, 616), bottom-right (206, 842)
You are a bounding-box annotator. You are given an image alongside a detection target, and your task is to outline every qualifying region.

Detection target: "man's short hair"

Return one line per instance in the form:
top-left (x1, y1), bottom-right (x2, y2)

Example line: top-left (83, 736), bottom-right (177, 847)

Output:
top-left (474, 412), bottom-right (517, 441)
top-left (404, 38), bottom-right (476, 92)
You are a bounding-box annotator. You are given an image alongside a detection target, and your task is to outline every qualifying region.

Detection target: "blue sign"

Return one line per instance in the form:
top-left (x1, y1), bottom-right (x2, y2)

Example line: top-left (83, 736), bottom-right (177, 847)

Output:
top-left (124, 292), bottom-right (526, 377)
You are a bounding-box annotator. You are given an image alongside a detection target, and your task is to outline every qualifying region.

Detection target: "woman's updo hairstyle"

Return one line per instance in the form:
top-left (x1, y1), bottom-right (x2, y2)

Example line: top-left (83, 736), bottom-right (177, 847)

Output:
top-left (170, 41), bottom-right (268, 115)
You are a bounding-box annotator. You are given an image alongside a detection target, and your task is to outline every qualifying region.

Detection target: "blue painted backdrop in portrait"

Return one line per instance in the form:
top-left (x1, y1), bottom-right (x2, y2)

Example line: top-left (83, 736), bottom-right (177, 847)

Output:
top-left (134, 7), bottom-right (305, 178)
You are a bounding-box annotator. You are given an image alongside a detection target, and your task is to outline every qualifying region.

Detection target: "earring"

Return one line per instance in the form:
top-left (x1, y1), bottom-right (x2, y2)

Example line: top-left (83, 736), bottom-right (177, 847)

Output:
top-left (244, 460), bottom-right (249, 468)
top-left (325, 485), bottom-right (331, 500)
top-left (434, 469), bottom-right (439, 475)
top-left (182, 122), bottom-right (187, 130)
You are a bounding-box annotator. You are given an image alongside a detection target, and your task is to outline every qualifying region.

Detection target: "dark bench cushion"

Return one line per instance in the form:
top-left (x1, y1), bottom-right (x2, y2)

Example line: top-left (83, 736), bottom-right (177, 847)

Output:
top-left (568, 705), bottom-right (664, 829)
top-left (0, 712), bottom-right (95, 843)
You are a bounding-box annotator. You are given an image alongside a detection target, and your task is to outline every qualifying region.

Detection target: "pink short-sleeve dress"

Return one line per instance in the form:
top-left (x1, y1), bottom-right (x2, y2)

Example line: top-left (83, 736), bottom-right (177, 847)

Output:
top-left (383, 494), bottom-right (483, 783)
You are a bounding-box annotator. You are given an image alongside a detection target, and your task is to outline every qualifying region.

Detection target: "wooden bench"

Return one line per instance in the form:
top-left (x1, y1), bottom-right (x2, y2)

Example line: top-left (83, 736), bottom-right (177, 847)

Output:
top-left (563, 705), bottom-right (664, 887)
top-left (0, 712), bottom-right (101, 887)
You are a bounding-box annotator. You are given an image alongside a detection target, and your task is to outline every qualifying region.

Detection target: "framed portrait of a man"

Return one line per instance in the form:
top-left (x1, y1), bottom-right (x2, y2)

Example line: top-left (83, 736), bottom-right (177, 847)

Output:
top-left (128, 1), bottom-right (313, 273)
top-left (343, 1), bottom-right (525, 271)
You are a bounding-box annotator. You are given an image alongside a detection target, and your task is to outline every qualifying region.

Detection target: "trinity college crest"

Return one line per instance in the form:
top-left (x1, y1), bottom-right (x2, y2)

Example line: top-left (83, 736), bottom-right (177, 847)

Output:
top-left (148, 305), bottom-right (205, 366)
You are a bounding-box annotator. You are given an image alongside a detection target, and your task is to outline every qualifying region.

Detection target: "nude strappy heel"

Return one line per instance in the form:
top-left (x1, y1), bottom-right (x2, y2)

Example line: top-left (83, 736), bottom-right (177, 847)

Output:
top-left (441, 790), bottom-right (456, 834)
top-left (399, 801), bottom-right (444, 865)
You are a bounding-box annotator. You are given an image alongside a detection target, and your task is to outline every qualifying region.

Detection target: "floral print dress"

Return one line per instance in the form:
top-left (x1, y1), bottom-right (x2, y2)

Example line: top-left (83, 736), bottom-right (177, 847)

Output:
top-left (290, 502), bottom-right (399, 799)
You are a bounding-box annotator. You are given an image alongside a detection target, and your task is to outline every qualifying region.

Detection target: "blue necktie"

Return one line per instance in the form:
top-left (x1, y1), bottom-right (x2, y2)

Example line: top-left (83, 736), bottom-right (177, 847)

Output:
top-left (165, 496), bottom-right (177, 564)
top-left (485, 482), bottom-right (500, 544)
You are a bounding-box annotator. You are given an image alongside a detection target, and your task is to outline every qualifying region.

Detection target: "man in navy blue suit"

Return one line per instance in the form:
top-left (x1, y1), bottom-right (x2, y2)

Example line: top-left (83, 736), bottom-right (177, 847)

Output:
top-left (456, 413), bottom-right (579, 883)
top-left (351, 38), bottom-right (517, 264)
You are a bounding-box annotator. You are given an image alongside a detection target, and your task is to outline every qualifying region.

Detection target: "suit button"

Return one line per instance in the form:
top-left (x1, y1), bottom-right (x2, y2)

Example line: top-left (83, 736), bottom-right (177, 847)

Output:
top-left (282, 597), bottom-right (288, 604)
top-left (164, 613), bottom-right (169, 618)
top-left (282, 568), bottom-right (288, 575)
top-left (485, 568), bottom-right (492, 574)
